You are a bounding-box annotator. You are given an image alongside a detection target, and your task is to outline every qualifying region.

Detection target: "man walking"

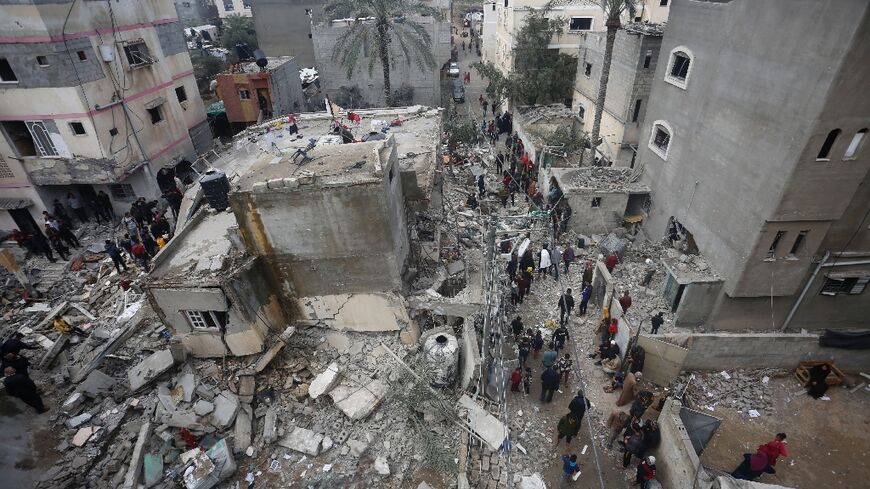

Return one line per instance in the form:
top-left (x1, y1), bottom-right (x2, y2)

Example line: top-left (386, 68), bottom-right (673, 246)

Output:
top-left (650, 312), bottom-right (664, 335)
top-left (558, 289), bottom-right (575, 325)
top-left (553, 325), bottom-right (569, 352)
top-left (103, 239), bottom-right (128, 274)
top-left (563, 243), bottom-right (575, 274)
top-left (579, 285), bottom-right (592, 315)
top-left (511, 316), bottom-right (524, 341)
top-left (555, 413), bottom-right (581, 448)
top-left (568, 390), bottom-right (590, 425)
top-left (619, 290), bottom-right (632, 314)
top-left (540, 365), bottom-right (560, 403)
top-left (539, 244), bottom-right (553, 279)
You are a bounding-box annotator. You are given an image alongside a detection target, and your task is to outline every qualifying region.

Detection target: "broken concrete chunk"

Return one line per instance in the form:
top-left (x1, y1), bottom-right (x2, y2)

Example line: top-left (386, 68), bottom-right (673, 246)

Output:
top-left (519, 473), bottom-right (546, 489)
top-left (457, 395), bottom-right (508, 451)
top-left (193, 400), bottom-right (215, 416)
top-left (211, 391), bottom-right (240, 429)
top-left (66, 412), bottom-right (93, 429)
top-left (254, 339), bottom-right (285, 373)
top-left (195, 384), bottom-right (216, 401)
top-left (176, 367), bottom-right (196, 403)
top-left (162, 410), bottom-right (202, 430)
top-left (329, 379), bottom-right (388, 420)
top-left (157, 384), bottom-right (177, 412)
top-left (262, 407), bottom-right (278, 444)
top-left (79, 369), bottom-right (116, 397)
top-left (72, 426), bottom-right (96, 447)
top-left (321, 435), bottom-right (334, 452)
top-left (374, 455), bottom-right (390, 475)
top-left (347, 439), bottom-right (369, 457)
top-left (237, 371), bottom-right (256, 404)
top-left (61, 392), bottom-right (85, 415)
top-left (143, 453), bottom-right (163, 488)
top-left (182, 451), bottom-right (215, 489)
top-left (233, 404), bottom-right (253, 455)
top-left (278, 427), bottom-right (323, 456)
top-left (309, 362), bottom-right (341, 399)
top-left (128, 350), bottom-right (175, 392)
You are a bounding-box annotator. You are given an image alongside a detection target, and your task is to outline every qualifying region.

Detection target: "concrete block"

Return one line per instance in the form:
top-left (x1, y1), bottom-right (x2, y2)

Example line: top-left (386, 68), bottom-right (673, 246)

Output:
top-left (278, 427), bottom-right (323, 456)
top-left (157, 384), bottom-right (177, 412)
top-left (233, 404), bottom-right (253, 455)
top-left (128, 350), bottom-right (175, 391)
top-left (162, 410), bottom-right (202, 430)
top-left (262, 406), bottom-right (278, 444)
top-left (122, 422), bottom-right (151, 489)
top-left (267, 178), bottom-right (285, 189)
top-left (181, 451), bottom-right (216, 489)
top-left (457, 395), bottom-right (508, 451)
top-left (211, 391), bottom-right (240, 429)
top-left (176, 368), bottom-right (196, 403)
top-left (66, 412), bottom-right (93, 429)
top-left (374, 455), bottom-right (390, 475)
top-left (252, 182), bottom-right (268, 193)
top-left (254, 339), bottom-right (285, 373)
top-left (195, 384), bottom-right (216, 401)
top-left (61, 392), bottom-right (85, 414)
top-left (329, 379), bottom-right (388, 420)
top-left (193, 400), bottom-right (215, 416)
top-left (237, 371), bottom-right (256, 404)
top-left (347, 438), bottom-right (368, 457)
top-left (72, 426), bottom-right (96, 446)
top-left (79, 369), bottom-right (116, 397)
top-left (143, 453), bottom-right (163, 488)
top-left (309, 362), bottom-right (341, 399)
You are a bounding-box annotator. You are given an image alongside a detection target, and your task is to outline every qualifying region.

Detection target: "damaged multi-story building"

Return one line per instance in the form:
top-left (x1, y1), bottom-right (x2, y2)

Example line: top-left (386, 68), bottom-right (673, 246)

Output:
top-left (637, 0), bottom-right (870, 330)
top-left (0, 0), bottom-right (212, 233)
top-left (148, 106), bottom-right (451, 357)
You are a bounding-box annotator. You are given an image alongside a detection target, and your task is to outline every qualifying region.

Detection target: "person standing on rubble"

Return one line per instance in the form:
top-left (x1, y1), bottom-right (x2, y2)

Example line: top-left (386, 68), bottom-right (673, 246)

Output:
top-left (507, 251), bottom-right (519, 280)
top-left (568, 389), bottom-right (590, 424)
top-left (579, 285), bottom-right (592, 315)
top-left (619, 291), bottom-right (633, 314)
top-left (605, 253), bottom-right (619, 273)
top-left (555, 413), bottom-right (581, 448)
top-left (30, 229), bottom-right (57, 262)
top-left (557, 353), bottom-right (572, 384)
top-left (561, 453), bottom-right (580, 485)
top-left (122, 212), bottom-right (140, 240)
top-left (510, 367), bottom-right (523, 392)
top-left (67, 192), bottom-right (88, 224)
top-left (539, 243), bottom-right (553, 279)
top-left (511, 316), bottom-right (524, 341)
top-left (45, 225), bottom-right (70, 261)
top-left (103, 240), bottom-right (128, 274)
top-left (3, 366), bottom-right (47, 413)
top-left (532, 329), bottom-right (544, 359)
top-left (558, 289), bottom-right (575, 325)
top-left (635, 456), bottom-right (656, 489)
top-left (540, 364), bottom-right (560, 403)
top-left (52, 199), bottom-right (70, 224)
top-left (640, 258), bottom-right (656, 286)
top-left (97, 190), bottom-right (115, 219)
top-left (650, 312), bottom-right (664, 335)
top-left (131, 238), bottom-right (151, 271)
top-left (477, 174), bottom-right (486, 197)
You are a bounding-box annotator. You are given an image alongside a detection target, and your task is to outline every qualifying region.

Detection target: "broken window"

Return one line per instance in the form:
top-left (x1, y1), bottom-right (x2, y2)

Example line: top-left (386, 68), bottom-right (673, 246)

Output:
top-left (11, 121), bottom-right (60, 157)
top-left (591, 197), bottom-right (601, 208)
top-left (147, 105), bottom-right (164, 124)
top-left (821, 276), bottom-right (868, 296)
top-left (569, 17), bottom-right (593, 31)
top-left (123, 41), bottom-right (153, 67)
top-left (584, 62), bottom-right (592, 77)
top-left (670, 53), bottom-right (690, 80)
top-left (650, 122), bottom-right (671, 159)
top-left (175, 86), bottom-right (188, 103)
top-left (787, 230), bottom-right (808, 257)
top-left (632, 99), bottom-right (642, 123)
top-left (36, 55), bottom-right (49, 67)
top-left (223, 0), bottom-right (234, 11)
top-left (843, 128), bottom-right (867, 159)
top-left (767, 230), bottom-right (786, 259)
top-left (817, 129), bottom-right (840, 160)
top-left (239, 89), bottom-right (251, 100)
top-left (69, 121), bottom-right (86, 135)
top-left (110, 183), bottom-right (136, 199)
top-left (660, 0), bottom-right (669, 5)
top-left (184, 310), bottom-right (228, 330)
top-left (643, 50), bottom-right (652, 69)
top-left (0, 58), bottom-right (17, 82)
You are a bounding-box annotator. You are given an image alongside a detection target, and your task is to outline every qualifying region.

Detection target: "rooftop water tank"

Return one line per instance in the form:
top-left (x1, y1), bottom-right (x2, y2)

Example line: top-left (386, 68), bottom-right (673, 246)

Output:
top-left (199, 170), bottom-right (230, 212)
top-left (424, 333), bottom-right (459, 387)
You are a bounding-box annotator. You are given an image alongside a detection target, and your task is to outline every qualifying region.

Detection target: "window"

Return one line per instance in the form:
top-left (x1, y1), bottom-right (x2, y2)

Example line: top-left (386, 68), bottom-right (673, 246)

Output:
top-left (123, 41), bottom-right (152, 67)
top-left (569, 17), bottom-right (593, 31)
top-left (787, 230), bottom-right (808, 257)
top-left (648, 121), bottom-right (672, 160)
top-left (643, 50), bottom-right (652, 69)
top-left (660, 0), bottom-right (669, 5)
top-left (109, 183), bottom-right (136, 199)
top-left (239, 89), bottom-right (251, 100)
top-left (243, 0), bottom-right (251, 7)
top-left (147, 105), bottom-right (164, 124)
top-left (36, 56), bottom-right (49, 67)
top-left (843, 128), bottom-right (867, 159)
top-left (632, 99), bottom-right (642, 123)
top-left (184, 310), bottom-right (227, 330)
top-left (665, 47), bottom-right (693, 89)
top-left (0, 58), bottom-right (17, 82)
top-left (175, 86), bottom-right (188, 103)
top-left (591, 197), bottom-right (601, 208)
top-left (767, 230), bottom-right (786, 259)
top-left (584, 62), bottom-right (592, 77)
top-left (224, 0), bottom-right (234, 11)
top-left (816, 129), bottom-right (840, 160)
top-left (24, 121), bottom-right (59, 157)
top-left (821, 276), bottom-right (868, 296)
top-left (577, 104), bottom-right (585, 121)
top-left (77, 50), bottom-right (87, 61)
top-left (69, 121), bottom-right (86, 135)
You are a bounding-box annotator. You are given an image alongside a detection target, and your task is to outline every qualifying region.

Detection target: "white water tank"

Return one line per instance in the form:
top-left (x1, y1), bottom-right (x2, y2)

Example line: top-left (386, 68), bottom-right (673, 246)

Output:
top-left (424, 333), bottom-right (459, 387)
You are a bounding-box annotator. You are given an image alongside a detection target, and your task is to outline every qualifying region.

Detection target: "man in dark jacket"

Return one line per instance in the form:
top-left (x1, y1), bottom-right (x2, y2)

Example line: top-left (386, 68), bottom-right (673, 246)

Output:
top-left (511, 316), bottom-right (524, 341)
top-left (1, 332), bottom-right (37, 357)
top-left (104, 240), bottom-right (128, 274)
top-left (3, 366), bottom-right (47, 413)
top-left (558, 289), bottom-right (575, 325)
top-left (568, 390), bottom-right (591, 424)
top-left (650, 312), bottom-right (664, 335)
top-left (1, 352), bottom-right (30, 376)
top-left (540, 366), bottom-right (560, 403)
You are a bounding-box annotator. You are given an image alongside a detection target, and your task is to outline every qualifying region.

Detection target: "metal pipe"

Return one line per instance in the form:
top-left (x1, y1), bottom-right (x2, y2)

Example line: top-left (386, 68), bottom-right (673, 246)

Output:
top-left (820, 259), bottom-right (870, 267)
top-left (780, 250), bottom-right (830, 332)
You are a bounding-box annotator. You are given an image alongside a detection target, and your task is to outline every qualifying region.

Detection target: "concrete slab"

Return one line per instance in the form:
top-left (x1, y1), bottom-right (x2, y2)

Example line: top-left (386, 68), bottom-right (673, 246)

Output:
top-left (278, 427), bottom-right (323, 456)
top-left (233, 404), bottom-right (253, 455)
top-left (297, 293), bottom-right (408, 332)
top-left (262, 406), bottom-right (278, 444)
top-left (309, 362), bottom-right (341, 399)
top-left (237, 371), bottom-right (256, 404)
top-left (66, 412), bottom-right (92, 429)
top-left (72, 426), bottom-right (95, 446)
top-left (78, 369), bottom-right (116, 397)
top-left (176, 367), bottom-right (196, 403)
top-left (457, 395), bottom-right (508, 451)
top-left (193, 400), bottom-right (215, 416)
top-left (329, 379), bottom-right (388, 420)
top-left (128, 350), bottom-right (175, 391)
top-left (61, 392), bottom-right (85, 414)
top-left (211, 391), bottom-right (240, 429)
top-left (253, 339), bottom-right (285, 373)
top-left (157, 384), bottom-right (177, 412)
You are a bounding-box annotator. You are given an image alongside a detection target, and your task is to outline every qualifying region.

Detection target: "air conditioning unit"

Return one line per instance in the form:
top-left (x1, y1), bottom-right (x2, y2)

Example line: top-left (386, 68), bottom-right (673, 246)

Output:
top-left (99, 45), bottom-right (115, 62)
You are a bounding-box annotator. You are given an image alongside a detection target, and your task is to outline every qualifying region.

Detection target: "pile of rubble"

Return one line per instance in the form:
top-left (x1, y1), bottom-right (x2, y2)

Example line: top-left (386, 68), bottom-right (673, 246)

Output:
top-left (674, 369), bottom-right (785, 416)
top-left (561, 167), bottom-right (644, 192)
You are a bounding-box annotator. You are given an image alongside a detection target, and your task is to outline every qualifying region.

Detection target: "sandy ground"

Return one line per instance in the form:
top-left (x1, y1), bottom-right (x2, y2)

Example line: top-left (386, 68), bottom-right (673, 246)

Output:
top-left (699, 376), bottom-right (870, 488)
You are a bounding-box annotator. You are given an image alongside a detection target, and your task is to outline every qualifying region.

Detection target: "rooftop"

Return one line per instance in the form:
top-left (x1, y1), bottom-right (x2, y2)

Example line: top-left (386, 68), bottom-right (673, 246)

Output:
top-left (150, 210), bottom-right (239, 281)
top-left (552, 167), bottom-right (650, 193)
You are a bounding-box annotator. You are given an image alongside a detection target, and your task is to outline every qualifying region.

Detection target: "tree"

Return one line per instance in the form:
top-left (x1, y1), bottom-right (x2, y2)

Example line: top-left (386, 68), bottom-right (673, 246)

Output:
top-left (474, 9), bottom-right (577, 107)
top-left (323, 0), bottom-right (440, 106)
top-left (190, 52), bottom-right (227, 93)
top-left (584, 0), bottom-right (637, 166)
top-left (221, 14), bottom-right (258, 61)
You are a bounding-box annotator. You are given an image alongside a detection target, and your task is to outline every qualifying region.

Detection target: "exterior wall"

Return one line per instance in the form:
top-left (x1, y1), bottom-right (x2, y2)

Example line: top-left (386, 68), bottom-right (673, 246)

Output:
top-left (638, 0), bottom-right (869, 303)
top-left (312, 15), bottom-right (451, 107)
top-left (672, 279), bottom-right (722, 328)
top-left (0, 153), bottom-right (43, 232)
top-left (652, 399), bottom-right (701, 489)
top-left (0, 0), bottom-right (211, 196)
top-left (638, 0), bottom-right (670, 24)
top-left (216, 0), bottom-right (252, 18)
top-left (216, 72), bottom-right (270, 124)
top-left (175, 0), bottom-right (217, 27)
top-left (572, 29), bottom-right (662, 165)
top-left (268, 57), bottom-right (305, 116)
top-left (250, 0), bottom-right (323, 66)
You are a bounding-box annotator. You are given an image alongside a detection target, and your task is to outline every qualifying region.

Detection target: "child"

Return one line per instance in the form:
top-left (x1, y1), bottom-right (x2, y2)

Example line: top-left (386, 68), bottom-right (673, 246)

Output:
top-left (523, 367), bottom-right (532, 394)
top-left (558, 353), bottom-right (573, 384)
top-left (518, 335), bottom-right (531, 368)
top-left (561, 453), bottom-right (580, 485)
top-left (510, 368), bottom-right (522, 392)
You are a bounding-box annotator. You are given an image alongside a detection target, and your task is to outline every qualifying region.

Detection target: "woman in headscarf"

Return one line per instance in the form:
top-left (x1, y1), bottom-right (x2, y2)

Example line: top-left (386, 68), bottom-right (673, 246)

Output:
top-left (731, 450), bottom-right (776, 481)
top-left (806, 363), bottom-right (830, 399)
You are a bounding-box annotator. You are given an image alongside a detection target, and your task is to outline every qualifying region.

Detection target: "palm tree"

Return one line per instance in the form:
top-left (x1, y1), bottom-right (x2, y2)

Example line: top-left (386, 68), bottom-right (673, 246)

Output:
top-left (583, 0), bottom-right (637, 166)
top-left (323, 0), bottom-right (440, 106)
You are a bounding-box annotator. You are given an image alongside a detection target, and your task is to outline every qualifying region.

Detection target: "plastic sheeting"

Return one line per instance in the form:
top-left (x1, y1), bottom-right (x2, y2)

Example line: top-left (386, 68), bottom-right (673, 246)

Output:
top-left (679, 407), bottom-right (721, 455)
top-left (818, 329), bottom-right (870, 349)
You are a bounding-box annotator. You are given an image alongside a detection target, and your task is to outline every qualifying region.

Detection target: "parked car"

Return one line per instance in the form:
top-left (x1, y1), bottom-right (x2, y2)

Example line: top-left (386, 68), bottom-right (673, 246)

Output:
top-left (452, 79), bottom-right (465, 103)
top-left (448, 62), bottom-right (460, 77)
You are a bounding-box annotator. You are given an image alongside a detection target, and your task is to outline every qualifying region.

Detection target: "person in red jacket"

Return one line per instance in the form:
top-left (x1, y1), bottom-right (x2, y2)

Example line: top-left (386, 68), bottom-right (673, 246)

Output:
top-left (635, 456), bottom-right (656, 488)
top-left (757, 433), bottom-right (788, 466)
top-left (604, 254), bottom-right (618, 272)
top-left (510, 368), bottom-right (522, 392)
top-left (619, 291), bottom-right (633, 313)
top-left (131, 238), bottom-right (151, 271)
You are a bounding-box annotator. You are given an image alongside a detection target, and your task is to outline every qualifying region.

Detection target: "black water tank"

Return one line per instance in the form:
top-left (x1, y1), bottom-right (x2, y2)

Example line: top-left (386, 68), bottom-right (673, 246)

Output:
top-left (199, 170), bottom-right (230, 211)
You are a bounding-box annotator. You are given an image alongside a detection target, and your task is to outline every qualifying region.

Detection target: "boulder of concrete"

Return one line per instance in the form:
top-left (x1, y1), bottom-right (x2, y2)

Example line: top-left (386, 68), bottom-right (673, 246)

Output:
top-left (347, 439), bottom-right (368, 457)
top-left (61, 392), bottom-right (85, 415)
top-left (309, 362), bottom-right (341, 399)
top-left (211, 391), bottom-right (240, 429)
top-left (278, 427), bottom-right (323, 456)
top-left (233, 404), bottom-right (253, 455)
top-left (329, 379), bottom-right (389, 420)
top-left (519, 473), bottom-right (546, 489)
top-left (66, 412), bottom-right (92, 429)
top-left (374, 455), bottom-right (390, 475)
top-left (193, 400), bottom-right (215, 416)
top-left (237, 371), bottom-right (256, 404)
top-left (128, 350), bottom-right (175, 391)
top-left (262, 406), bottom-right (278, 444)
top-left (176, 367), bottom-right (196, 403)
top-left (79, 369), bottom-right (116, 397)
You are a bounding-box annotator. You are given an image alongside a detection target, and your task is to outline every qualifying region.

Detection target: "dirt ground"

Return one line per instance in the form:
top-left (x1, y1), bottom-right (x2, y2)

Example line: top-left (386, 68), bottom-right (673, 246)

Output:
top-left (699, 376), bottom-right (870, 488)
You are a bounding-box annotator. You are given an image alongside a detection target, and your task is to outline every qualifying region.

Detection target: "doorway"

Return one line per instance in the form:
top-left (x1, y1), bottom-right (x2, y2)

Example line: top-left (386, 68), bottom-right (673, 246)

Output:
top-left (9, 208), bottom-right (39, 234)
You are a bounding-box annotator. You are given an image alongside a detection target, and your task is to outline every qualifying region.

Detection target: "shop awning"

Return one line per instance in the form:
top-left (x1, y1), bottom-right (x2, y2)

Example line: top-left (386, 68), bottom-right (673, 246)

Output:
top-left (0, 198), bottom-right (33, 210)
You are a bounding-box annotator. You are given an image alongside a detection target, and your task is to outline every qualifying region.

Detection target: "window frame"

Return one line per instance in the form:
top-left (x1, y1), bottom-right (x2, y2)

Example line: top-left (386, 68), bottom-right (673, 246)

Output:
top-left (122, 41), bottom-right (152, 68)
top-left (25, 121), bottom-right (60, 157)
top-left (843, 128), bottom-right (867, 160)
top-left (0, 58), bottom-right (18, 83)
top-left (36, 55), bottom-right (50, 67)
top-left (239, 89), bottom-right (251, 100)
top-left (643, 50), bottom-right (652, 69)
top-left (816, 129), bottom-right (840, 161)
top-left (820, 276), bottom-right (868, 296)
top-left (175, 85), bottom-right (188, 104)
top-left (584, 62), bottom-right (592, 78)
top-left (786, 230), bottom-right (809, 259)
top-left (183, 310), bottom-right (227, 330)
top-left (591, 197), bottom-right (602, 208)
top-left (68, 121), bottom-right (87, 136)
top-left (109, 183), bottom-right (136, 200)
top-left (76, 50), bottom-right (87, 61)
top-left (664, 46), bottom-right (693, 90)
top-left (648, 120), bottom-right (673, 160)
top-left (147, 105), bottom-right (164, 125)
top-left (766, 230), bottom-right (787, 260)
top-left (632, 99), bottom-right (642, 123)
top-left (568, 17), bottom-right (594, 32)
